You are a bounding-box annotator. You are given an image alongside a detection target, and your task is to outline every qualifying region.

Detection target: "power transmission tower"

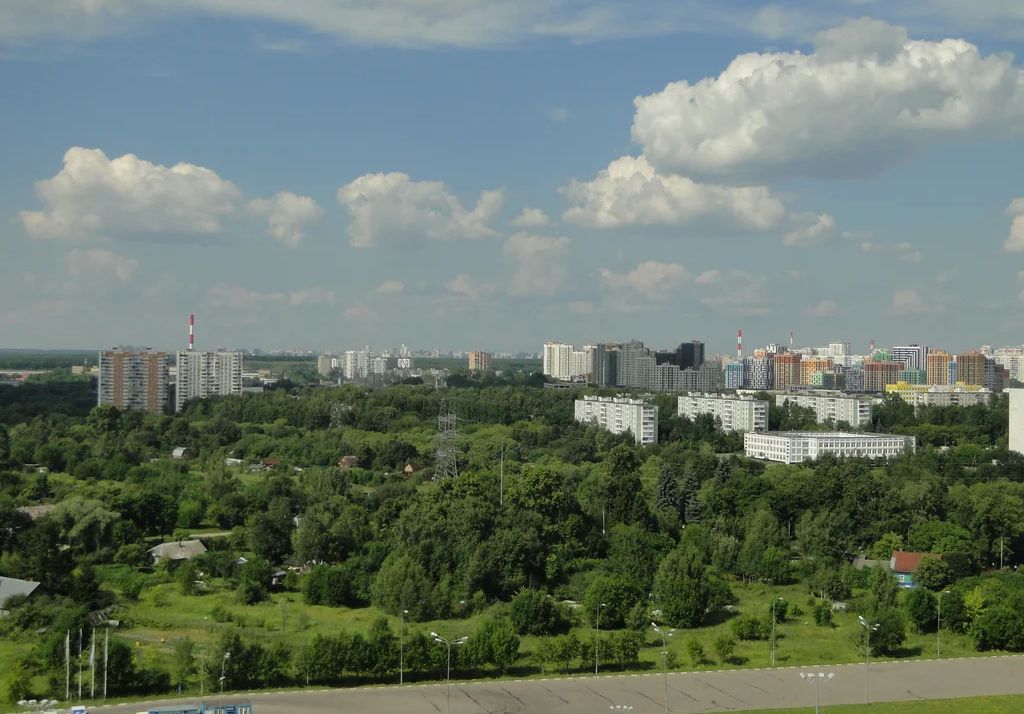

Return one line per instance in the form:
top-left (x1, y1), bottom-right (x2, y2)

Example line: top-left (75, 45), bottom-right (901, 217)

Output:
top-left (435, 396), bottom-right (459, 479)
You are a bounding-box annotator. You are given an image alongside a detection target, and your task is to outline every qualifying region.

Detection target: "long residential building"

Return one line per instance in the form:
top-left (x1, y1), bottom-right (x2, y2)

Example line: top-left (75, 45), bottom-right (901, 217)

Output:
top-left (1010, 389), bottom-right (1024, 455)
top-left (175, 350), bottom-right (243, 412)
top-left (744, 431), bottom-right (916, 464)
top-left (574, 395), bottom-right (658, 445)
top-left (678, 393), bottom-right (767, 433)
top-left (884, 381), bottom-right (995, 408)
top-left (99, 348), bottom-right (168, 414)
top-left (774, 391), bottom-right (875, 428)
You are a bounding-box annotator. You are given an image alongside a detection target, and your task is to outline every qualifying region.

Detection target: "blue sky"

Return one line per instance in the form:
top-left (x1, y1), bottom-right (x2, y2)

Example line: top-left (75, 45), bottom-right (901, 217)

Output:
top-left (3, 1), bottom-right (1024, 355)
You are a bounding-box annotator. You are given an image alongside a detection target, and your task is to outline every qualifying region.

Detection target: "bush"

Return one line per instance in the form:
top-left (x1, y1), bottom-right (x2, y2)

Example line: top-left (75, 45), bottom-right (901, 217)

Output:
top-left (867, 607), bottom-right (906, 656)
top-left (510, 588), bottom-right (564, 636)
top-left (732, 615), bottom-right (769, 641)
top-left (975, 604), bottom-right (1024, 651)
top-left (813, 602), bottom-right (833, 627)
top-left (686, 638), bottom-right (706, 666)
top-left (904, 588), bottom-right (936, 633)
top-left (713, 635), bottom-right (736, 663)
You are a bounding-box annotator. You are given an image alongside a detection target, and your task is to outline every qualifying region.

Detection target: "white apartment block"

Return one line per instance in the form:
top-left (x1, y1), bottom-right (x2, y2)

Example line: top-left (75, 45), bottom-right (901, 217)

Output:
top-left (678, 393), bottom-right (767, 433)
top-left (544, 341), bottom-right (592, 381)
top-left (1010, 389), bottom-right (1024, 455)
top-left (175, 350), bottom-right (243, 412)
top-left (774, 392), bottom-right (875, 428)
top-left (575, 395), bottom-right (658, 445)
top-left (993, 347), bottom-right (1024, 382)
top-left (343, 350), bottom-right (371, 380)
top-left (744, 431), bottom-right (916, 464)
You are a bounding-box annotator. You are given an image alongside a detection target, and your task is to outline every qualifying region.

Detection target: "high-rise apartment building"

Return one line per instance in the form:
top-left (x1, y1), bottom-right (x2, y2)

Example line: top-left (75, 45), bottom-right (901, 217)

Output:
top-left (955, 352), bottom-right (987, 387)
top-left (743, 356), bottom-right (773, 390)
top-left (468, 351), bottom-right (492, 372)
top-left (926, 350), bottom-right (951, 385)
top-left (678, 393), bottom-right (767, 433)
top-left (99, 348), bottom-right (168, 414)
top-left (892, 345), bottom-right (928, 371)
top-left (993, 347), bottom-right (1024, 382)
top-left (542, 341), bottom-right (592, 381)
top-left (863, 360), bottom-right (901, 392)
top-left (799, 357), bottom-right (833, 386)
top-left (175, 350), bottom-right (243, 412)
top-left (772, 352), bottom-right (801, 391)
top-left (574, 395), bottom-right (658, 445)
top-left (723, 362), bottom-right (744, 389)
top-left (342, 349), bottom-right (371, 380)
top-left (829, 342), bottom-right (851, 359)
top-left (677, 341), bottom-right (705, 370)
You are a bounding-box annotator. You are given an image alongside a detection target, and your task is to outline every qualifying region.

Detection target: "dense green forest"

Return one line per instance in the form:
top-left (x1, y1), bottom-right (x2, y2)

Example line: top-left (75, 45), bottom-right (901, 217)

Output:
top-left (1, 379), bottom-right (1023, 705)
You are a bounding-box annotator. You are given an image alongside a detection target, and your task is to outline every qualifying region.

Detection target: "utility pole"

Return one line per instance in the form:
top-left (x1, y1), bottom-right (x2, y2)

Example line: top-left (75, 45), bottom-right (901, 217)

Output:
top-left (65, 630), bottom-right (70, 701)
top-left (103, 629), bottom-right (108, 701)
top-left (594, 603), bottom-right (607, 675)
top-left (858, 616), bottom-right (880, 705)
top-left (499, 442), bottom-right (504, 508)
top-left (77, 628), bottom-right (83, 701)
top-left (90, 628), bottom-right (95, 699)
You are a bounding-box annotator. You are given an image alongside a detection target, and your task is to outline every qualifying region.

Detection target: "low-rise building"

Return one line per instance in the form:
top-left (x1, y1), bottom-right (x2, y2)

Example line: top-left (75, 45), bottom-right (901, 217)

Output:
top-left (774, 391), bottom-right (876, 428)
top-left (574, 395), bottom-right (658, 445)
top-left (744, 431), bottom-right (915, 464)
top-left (677, 393), bottom-right (767, 433)
top-left (148, 539), bottom-right (208, 565)
top-left (885, 381), bottom-right (995, 408)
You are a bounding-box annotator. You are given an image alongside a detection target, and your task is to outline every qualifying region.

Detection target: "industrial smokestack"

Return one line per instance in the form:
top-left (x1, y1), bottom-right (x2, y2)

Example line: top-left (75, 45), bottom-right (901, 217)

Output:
top-left (790, 331), bottom-right (794, 351)
top-left (188, 313), bottom-right (194, 351)
top-left (737, 329), bottom-right (743, 361)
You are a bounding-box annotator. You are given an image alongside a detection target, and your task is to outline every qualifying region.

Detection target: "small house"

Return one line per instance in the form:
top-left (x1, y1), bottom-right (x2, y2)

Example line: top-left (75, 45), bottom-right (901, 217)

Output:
top-left (0, 576), bottom-right (41, 615)
top-left (890, 550), bottom-right (936, 588)
top-left (403, 462), bottom-right (423, 476)
top-left (148, 539), bottom-right (208, 565)
top-left (171, 447), bottom-right (190, 459)
top-left (337, 455), bottom-right (359, 470)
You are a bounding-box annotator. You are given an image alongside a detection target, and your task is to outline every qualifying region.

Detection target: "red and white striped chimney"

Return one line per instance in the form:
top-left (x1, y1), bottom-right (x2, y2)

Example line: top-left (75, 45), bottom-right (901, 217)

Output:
top-left (188, 313), bottom-right (194, 351)
top-left (737, 329), bottom-right (743, 361)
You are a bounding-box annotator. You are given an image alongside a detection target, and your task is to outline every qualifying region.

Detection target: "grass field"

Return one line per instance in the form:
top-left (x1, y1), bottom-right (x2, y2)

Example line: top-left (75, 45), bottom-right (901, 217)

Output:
top-left (736, 694), bottom-right (1024, 713)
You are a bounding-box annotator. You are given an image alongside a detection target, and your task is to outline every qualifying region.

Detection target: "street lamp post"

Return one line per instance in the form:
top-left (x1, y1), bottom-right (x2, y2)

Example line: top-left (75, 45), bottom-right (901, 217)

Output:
top-left (219, 651), bottom-right (231, 713)
top-left (595, 603), bottom-right (607, 675)
top-left (431, 632), bottom-right (468, 714)
top-left (857, 616), bottom-right (879, 705)
top-left (771, 597), bottom-right (785, 668)
top-left (937, 590), bottom-right (951, 658)
top-left (400, 609), bottom-right (409, 685)
top-left (799, 672), bottom-right (834, 714)
top-left (651, 623), bottom-right (675, 714)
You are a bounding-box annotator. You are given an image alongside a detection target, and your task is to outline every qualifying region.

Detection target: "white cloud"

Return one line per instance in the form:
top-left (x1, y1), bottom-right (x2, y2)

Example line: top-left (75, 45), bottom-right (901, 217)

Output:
top-left (562, 155), bottom-right (791, 231)
top-left (207, 283), bottom-right (285, 309)
top-left (343, 304), bottom-right (378, 321)
top-left (337, 172), bottom-right (502, 247)
top-left (1005, 199), bottom-right (1024, 252)
top-left (67, 248), bottom-right (139, 282)
top-left (374, 279), bottom-right (405, 295)
top-left (21, 147), bottom-right (241, 240)
top-left (599, 260), bottom-right (690, 301)
top-left (891, 288), bottom-right (927, 315)
top-left (502, 232), bottom-right (571, 297)
top-left (696, 270), bottom-right (771, 316)
top-left (805, 299), bottom-right (839, 317)
top-left (632, 19), bottom-right (1024, 178)
top-left (288, 286), bottom-right (335, 306)
top-left (859, 238), bottom-right (923, 261)
top-left (443, 274), bottom-right (494, 301)
top-left (548, 107), bottom-right (570, 122)
top-left (248, 191), bottom-right (323, 248)
top-left (783, 213), bottom-right (837, 247)
top-left (512, 207), bottom-right (551, 228)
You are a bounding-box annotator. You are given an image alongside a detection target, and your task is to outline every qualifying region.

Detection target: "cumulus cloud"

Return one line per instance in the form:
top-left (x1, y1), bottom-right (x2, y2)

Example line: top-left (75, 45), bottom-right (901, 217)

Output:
top-left (288, 286), bottom-right (335, 306)
top-left (891, 288), bottom-right (927, 315)
top-left (248, 191), bottom-right (323, 248)
top-left (805, 299), bottom-right (839, 317)
top-left (337, 172), bottom-right (502, 248)
top-left (374, 280), bottom-right (405, 294)
top-left (67, 248), bottom-right (139, 282)
top-left (21, 147), bottom-right (241, 240)
top-left (783, 213), bottom-right (837, 247)
top-left (599, 260), bottom-right (690, 301)
top-left (343, 304), bottom-right (378, 321)
top-left (443, 274), bottom-right (494, 301)
top-left (562, 155), bottom-right (788, 231)
top-left (502, 232), bottom-right (571, 297)
top-left (631, 19), bottom-right (1024, 178)
top-left (512, 207), bottom-right (551, 228)
top-left (1005, 198), bottom-right (1024, 252)
top-left (859, 238), bottom-right (923, 262)
top-left (696, 270), bottom-right (771, 316)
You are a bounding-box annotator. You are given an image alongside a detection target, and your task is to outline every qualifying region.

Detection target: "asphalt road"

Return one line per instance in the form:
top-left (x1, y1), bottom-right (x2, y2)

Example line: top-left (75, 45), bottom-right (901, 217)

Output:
top-left (84, 655), bottom-right (1024, 713)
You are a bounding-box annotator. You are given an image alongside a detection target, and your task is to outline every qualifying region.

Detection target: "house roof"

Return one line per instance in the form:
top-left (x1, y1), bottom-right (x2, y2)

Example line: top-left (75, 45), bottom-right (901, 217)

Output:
top-left (17, 504), bottom-right (56, 520)
top-left (148, 540), bottom-right (208, 561)
top-left (171, 447), bottom-right (189, 457)
top-left (890, 550), bottom-right (935, 573)
top-left (262, 458), bottom-right (282, 466)
top-left (0, 576), bottom-right (41, 607)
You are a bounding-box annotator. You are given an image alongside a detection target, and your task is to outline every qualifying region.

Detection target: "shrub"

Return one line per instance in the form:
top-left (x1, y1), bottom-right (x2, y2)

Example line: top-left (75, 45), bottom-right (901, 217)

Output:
top-left (813, 602), bottom-right (833, 627)
top-left (686, 638), bottom-right (706, 666)
top-left (510, 589), bottom-right (564, 636)
top-left (713, 635), bottom-right (736, 663)
top-left (732, 615), bottom-right (769, 641)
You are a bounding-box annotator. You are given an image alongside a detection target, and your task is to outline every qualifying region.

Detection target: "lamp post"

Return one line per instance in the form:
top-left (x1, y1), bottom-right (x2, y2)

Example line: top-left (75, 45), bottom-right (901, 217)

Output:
top-left (595, 603), bottom-right (607, 675)
top-left (857, 616), bottom-right (879, 705)
top-left (771, 597), bottom-right (785, 668)
top-left (799, 672), bottom-right (834, 714)
top-left (651, 623), bottom-right (675, 714)
top-left (937, 590), bottom-right (951, 658)
top-left (400, 609), bottom-right (409, 685)
top-left (219, 651), bottom-right (231, 713)
top-left (431, 632), bottom-right (468, 714)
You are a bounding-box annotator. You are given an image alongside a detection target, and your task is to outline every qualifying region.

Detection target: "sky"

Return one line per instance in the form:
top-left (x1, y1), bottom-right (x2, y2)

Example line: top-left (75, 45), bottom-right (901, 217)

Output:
top-left (3, 1), bottom-right (1024, 355)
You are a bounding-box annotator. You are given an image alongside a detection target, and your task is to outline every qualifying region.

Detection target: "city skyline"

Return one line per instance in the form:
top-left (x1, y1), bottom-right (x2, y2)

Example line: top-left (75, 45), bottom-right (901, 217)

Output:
top-left (3, 5), bottom-right (1024, 351)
